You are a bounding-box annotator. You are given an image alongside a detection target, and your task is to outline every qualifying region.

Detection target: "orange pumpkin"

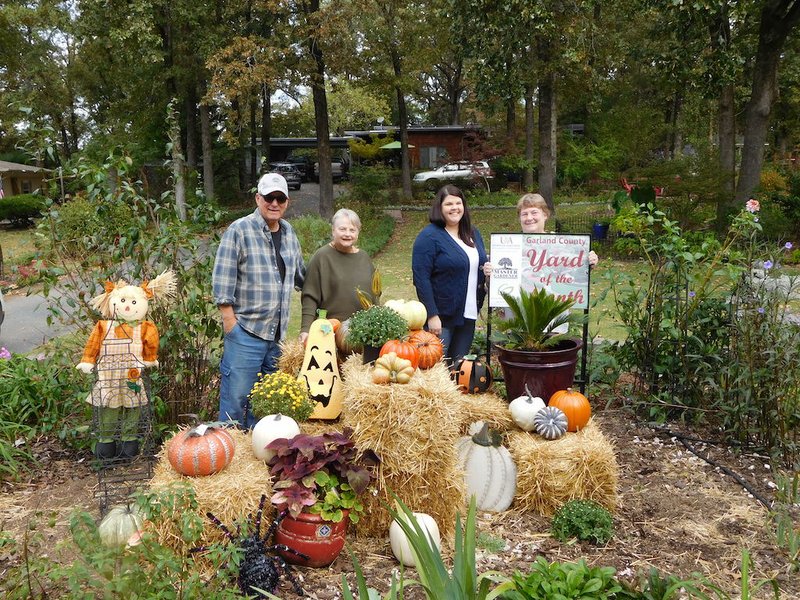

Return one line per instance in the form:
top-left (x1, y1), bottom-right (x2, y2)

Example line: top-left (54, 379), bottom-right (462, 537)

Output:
top-left (408, 330), bottom-right (444, 369)
top-left (548, 388), bottom-right (591, 432)
top-left (329, 318), bottom-right (341, 333)
top-left (380, 339), bottom-right (420, 370)
top-left (454, 355), bottom-right (493, 394)
top-left (167, 424), bottom-right (235, 476)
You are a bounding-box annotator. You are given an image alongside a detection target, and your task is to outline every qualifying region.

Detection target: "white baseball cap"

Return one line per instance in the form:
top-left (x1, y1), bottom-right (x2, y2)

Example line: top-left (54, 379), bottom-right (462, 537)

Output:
top-left (257, 173), bottom-right (289, 198)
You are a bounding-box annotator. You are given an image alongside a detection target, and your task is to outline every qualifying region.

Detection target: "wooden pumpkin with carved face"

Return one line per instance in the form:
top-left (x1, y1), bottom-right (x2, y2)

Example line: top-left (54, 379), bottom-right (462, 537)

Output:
top-left (299, 310), bottom-right (343, 420)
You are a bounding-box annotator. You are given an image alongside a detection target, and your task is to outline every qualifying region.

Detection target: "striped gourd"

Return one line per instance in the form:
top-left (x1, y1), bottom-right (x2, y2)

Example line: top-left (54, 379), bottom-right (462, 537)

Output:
top-left (533, 406), bottom-right (569, 440)
top-left (167, 424), bottom-right (235, 476)
top-left (456, 422), bottom-right (516, 512)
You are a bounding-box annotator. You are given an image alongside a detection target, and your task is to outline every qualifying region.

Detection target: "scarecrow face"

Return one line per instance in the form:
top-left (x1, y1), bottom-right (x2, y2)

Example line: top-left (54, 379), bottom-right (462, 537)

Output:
top-left (109, 285), bottom-right (149, 322)
top-left (301, 345), bottom-right (337, 407)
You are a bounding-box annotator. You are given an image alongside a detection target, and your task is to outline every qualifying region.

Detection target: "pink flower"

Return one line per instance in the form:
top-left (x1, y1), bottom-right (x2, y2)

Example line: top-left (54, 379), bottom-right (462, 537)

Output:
top-left (745, 199), bottom-right (760, 213)
top-left (0, 347), bottom-right (10, 360)
top-left (785, 242), bottom-right (794, 250)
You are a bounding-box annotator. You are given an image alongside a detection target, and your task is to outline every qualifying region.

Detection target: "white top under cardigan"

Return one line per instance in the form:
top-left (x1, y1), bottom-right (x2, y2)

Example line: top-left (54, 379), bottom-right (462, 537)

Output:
top-left (453, 237), bottom-right (480, 320)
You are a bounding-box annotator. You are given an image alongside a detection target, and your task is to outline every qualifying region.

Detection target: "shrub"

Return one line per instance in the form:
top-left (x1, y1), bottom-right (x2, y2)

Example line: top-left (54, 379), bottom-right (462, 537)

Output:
top-left (502, 557), bottom-right (621, 599)
top-left (50, 196), bottom-right (134, 255)
top-left (0, 193), bottom-right (46, 226)
top-left (291, 214), bottom-right (331, 261)
top-left (0, 348), bottom-right (90, 478)
top-left (37, 152), bottom-right (223, 431)
top-left (551, 499), bottom-right (614, 544)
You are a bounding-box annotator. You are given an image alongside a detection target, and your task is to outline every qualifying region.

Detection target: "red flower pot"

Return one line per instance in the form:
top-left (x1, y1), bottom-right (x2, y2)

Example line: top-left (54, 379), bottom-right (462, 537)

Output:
top-left (275, 510), bottom-right (350, 568)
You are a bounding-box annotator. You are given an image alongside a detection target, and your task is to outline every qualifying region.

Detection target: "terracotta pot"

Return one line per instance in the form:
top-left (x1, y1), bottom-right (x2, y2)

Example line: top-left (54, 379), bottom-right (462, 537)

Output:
top-left (494, 338), bottom-right (582, 402)
top-left (275, 509), bottom-right (350, 568)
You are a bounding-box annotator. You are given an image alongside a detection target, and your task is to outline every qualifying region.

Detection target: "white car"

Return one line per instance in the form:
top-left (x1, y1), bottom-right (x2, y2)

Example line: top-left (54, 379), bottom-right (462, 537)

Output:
top-left (413, 161), bottom-right (493, 183)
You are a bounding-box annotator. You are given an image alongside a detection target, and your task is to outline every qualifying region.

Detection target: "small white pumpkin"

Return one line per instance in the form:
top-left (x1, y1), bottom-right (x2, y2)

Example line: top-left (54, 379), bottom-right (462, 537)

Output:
top-left (98, 504), bottom-right (144, 548)
top-left (251, 414), bottom-right (300, 462)
top-left (384, 299), bottom-right (427, 331)
top-left (456, 422), bottom-right (517, 512)
top-left (389, 511), bottom-right (441, 567)
top-left (534, 406), bottom-right (569, 440)
top-left (509, 386), bottom-right (546, 432)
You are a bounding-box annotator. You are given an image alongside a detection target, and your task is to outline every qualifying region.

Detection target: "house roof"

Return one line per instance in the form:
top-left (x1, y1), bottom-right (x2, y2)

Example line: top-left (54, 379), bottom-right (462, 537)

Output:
top-left (0, 160), bottom-right (49, 174)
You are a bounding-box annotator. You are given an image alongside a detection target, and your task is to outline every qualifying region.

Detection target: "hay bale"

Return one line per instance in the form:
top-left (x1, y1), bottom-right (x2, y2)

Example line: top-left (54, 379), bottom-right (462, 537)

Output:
top-left (508, 418), bottom-right (618, 516)
top-left (278, 338), bottom-right (305, 376)
top-left (147, 427), bottom-right (273, 574)
top-left (339, 358), bottom-right (467, 538)
top-left (455, 391), bottom-right (515, 434)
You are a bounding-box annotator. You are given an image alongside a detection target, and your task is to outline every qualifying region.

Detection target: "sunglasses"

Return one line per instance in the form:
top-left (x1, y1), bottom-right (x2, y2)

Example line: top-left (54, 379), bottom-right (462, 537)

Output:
top-left (262, 193), bottom-right (288, 205)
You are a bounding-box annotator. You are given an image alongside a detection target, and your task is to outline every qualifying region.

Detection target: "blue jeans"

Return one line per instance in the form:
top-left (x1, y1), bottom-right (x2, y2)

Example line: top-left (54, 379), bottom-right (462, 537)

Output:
top-left (218, 323), bottom-right (281, 428)
top-left (440, 318), bottom-right (476, 367)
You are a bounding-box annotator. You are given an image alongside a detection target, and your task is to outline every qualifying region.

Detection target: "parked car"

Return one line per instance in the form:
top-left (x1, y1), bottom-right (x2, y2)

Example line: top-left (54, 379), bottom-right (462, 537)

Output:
top-left (286, 155), bottom-right (314, 182)
top-left (269, 162), bottom-right (302, 191)
top-left (314, 158), bottom-right (348, 182)
top-left (412, 161), bottom-right (493, 183)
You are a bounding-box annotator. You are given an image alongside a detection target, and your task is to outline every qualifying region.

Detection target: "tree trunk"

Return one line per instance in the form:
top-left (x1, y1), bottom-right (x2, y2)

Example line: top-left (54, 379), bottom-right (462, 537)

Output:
top-left (524, 84), bottom-right (535, 190)
top-left (397, 85), bottom-right (413, 199)
top-left (199, 82), bottom-right (214, 201)
top-left (185, 91), bottom-right (197, 168)
top-left (169, 106), bottom-right (187, 221)
top-left (261, 84), bottom-right (272, 166)
top-left (448, 60), bottom-right (463, 125)
top-left (668, 91), bottom-right (683, 159)
top-left (306, 0), bottom-right (334, 217)
top-left (718, 84), bottom-right (736, 196)
top-left (250, 96), bottom-right (258, 186)
top-left (537, 36), bottom-right (557, 214)
top-left (233, 99), bottom-right (247, 195)
top-left (505, 96), bottom-right (517, 151)
top-left (735, 0), bottom-right (800, 204)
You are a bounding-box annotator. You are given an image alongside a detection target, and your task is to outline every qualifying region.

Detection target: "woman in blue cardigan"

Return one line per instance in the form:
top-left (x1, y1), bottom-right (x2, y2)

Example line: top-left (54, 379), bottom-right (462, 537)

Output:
top-left (412, 184), bottom-right (488, 365)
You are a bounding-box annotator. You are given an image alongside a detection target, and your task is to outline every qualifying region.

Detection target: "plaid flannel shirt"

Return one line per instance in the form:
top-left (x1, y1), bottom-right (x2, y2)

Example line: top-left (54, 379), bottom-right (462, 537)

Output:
top-left (212, 209), bottom-right (305, 341)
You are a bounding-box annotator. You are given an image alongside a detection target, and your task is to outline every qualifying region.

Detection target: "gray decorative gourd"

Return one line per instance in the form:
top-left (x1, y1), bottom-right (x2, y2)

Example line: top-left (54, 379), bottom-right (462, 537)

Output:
top-left (533, 406), bottom-right (569, 440)
top-left (456, 422), bottom-right (517, 512)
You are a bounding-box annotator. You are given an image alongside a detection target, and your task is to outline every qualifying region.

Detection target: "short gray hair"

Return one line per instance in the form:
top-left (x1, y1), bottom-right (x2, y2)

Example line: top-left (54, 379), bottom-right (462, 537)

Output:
top-left (331, 208), bottom-right (361, 230)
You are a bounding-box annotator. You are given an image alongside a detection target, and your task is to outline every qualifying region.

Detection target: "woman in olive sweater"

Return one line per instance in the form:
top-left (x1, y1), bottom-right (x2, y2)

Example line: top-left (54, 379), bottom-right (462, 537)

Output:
top-left (300, 209), bottom-right (376, 343)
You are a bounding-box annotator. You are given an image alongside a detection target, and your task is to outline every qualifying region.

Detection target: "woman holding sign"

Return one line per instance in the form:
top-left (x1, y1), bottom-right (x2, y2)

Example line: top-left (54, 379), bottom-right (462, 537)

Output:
top-left (412, 184), bottom-right (488, 365)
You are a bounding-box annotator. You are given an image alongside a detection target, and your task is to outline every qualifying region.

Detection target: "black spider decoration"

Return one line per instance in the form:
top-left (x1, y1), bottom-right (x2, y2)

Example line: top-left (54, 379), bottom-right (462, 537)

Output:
top-left (191, 494), bottom-right (308, 597)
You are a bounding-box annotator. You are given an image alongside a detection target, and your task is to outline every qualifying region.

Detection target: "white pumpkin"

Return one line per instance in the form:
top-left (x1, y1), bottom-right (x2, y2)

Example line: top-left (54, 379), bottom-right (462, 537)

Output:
top-left (98, 504), bottom-right (144, 548)
top-left (389, 511), bottom-right (441, 567)
top-left (384, 299), bottom-right (427, 331)
top-left (509, 391), bottom-right (546, 432)
top-left (456, 422), bottom-right (517, 512)
top-left (251, 414), bottom-right (300, 462)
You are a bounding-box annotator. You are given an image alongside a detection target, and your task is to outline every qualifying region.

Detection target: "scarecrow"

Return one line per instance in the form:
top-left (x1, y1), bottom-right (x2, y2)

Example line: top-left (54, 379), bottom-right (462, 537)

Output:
top-left (76, 270), bottom-right (177, 460)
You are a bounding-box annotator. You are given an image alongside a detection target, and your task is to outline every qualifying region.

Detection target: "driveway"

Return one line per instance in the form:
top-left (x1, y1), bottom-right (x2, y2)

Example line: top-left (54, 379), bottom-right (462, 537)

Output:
top-left (0, 289), bottom-right (74, 355)
top-left (283, 182), bottom-right (347, 219)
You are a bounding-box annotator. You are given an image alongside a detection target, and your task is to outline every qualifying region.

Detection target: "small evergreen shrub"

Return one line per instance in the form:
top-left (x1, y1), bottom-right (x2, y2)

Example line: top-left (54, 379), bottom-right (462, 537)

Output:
top-left (551, 499), bottom-right (614, 544)
top-left (0, 193), bottom-right (46, 226)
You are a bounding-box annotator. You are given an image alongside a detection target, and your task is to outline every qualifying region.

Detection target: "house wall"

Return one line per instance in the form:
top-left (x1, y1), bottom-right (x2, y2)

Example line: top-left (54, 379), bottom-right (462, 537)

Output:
top-left (407, 132), bottom-right (467, 169)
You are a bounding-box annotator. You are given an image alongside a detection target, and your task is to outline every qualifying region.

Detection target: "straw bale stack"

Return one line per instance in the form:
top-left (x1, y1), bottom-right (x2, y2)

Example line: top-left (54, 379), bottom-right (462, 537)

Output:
top-left (455, 391), bottom-right (515, 433)
top-left (339, 357), bottom-right (468, 538)
top-left (278, 338), bottom-right (305, 376)
top-left (507, 418), bottom-right (618, 516)
top-left (147, 427), bottom-right (273, 572)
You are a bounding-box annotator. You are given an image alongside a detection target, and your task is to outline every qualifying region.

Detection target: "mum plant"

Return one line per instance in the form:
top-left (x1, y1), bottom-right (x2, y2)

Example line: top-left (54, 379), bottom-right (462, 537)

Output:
top-left (346, 305), bottom-right (409, 349)
top-left (248, 371), bottom-right (315, 421)
top-left (267, 428), bottom-right (379, 523)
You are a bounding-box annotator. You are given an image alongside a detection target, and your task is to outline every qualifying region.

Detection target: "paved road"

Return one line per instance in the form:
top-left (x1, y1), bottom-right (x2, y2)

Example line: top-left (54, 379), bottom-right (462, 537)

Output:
top-left (0, 290), bottom-right (73, 354)
top-left (0, 183), bottom-right (347, 355)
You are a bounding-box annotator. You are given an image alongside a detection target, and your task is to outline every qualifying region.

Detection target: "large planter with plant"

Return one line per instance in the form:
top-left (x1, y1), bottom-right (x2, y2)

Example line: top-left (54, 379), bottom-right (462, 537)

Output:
top-left (267, 429), bottom-right (379, 567)
top-left (493, 287), bottom-right (583, 401)
top-left (346, 305), bottom-right (409, 364)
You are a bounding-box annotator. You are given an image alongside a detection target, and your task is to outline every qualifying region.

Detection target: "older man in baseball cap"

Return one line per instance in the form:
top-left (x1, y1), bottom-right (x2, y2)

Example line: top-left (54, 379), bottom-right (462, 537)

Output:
top-left (212, 172), bottom-right (306, 427)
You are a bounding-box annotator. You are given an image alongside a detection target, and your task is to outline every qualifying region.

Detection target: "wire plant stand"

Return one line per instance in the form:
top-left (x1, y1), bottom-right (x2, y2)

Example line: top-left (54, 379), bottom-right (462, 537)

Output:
top-left (90, 329), bottom-right (156, 515)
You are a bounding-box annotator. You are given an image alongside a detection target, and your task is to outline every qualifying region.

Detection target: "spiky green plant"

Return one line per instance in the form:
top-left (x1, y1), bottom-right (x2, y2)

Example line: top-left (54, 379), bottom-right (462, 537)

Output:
top-left (494, 287), bottom-right (579, 351)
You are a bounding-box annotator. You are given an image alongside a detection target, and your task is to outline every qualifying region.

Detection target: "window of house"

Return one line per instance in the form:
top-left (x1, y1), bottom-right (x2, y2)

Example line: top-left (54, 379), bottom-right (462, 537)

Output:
top-left (420, 146), bottom-right (448, 169)
top-left (21, 179), bottom-right (32, 193)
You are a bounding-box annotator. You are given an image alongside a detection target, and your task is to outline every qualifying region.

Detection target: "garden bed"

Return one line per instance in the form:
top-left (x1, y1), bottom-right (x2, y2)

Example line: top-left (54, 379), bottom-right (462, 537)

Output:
top-left (0, 404), bottom-right (796, 598)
